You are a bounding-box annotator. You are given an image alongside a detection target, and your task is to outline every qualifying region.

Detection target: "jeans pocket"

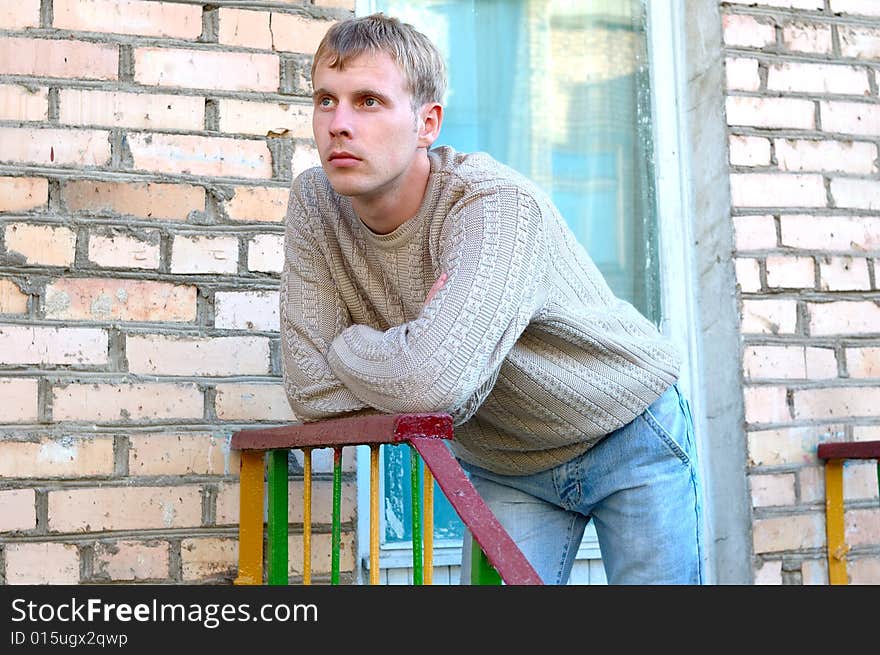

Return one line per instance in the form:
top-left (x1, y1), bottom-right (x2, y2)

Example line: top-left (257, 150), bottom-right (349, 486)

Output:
top-left (641, 391), bottom-right (690, 465)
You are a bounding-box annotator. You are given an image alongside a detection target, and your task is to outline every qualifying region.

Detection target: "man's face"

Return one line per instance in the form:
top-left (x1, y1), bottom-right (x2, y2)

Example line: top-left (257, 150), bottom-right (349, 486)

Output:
top-left (311, 51), bottom-right (431, 207)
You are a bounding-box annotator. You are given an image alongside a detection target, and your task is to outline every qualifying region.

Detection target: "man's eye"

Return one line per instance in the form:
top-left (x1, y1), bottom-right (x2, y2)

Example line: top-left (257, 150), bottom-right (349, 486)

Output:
top-left (363, 97), bottom-right (378, 107)
top-left (318, 97), bottom-right (333, 107)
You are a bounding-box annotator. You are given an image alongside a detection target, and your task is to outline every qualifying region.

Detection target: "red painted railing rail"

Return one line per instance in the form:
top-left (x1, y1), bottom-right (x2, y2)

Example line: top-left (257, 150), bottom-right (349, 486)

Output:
top-left (230, 412), bottom-right (542, 586)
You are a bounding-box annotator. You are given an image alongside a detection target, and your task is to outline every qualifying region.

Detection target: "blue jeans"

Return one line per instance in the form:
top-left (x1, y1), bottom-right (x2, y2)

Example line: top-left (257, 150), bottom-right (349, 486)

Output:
top-left (459, 383), bottom-right (704, 585)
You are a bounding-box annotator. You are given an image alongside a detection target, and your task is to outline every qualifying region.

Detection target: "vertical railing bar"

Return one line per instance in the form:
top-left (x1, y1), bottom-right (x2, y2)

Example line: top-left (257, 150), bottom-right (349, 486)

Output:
top-left (331, 447), bottom-right (342, 585)
top-left (410, 444), bottom-right (423, 585)
top-left (266, 449), bottom-right (289, 585)
top-left (370, 444), bottom-right (380, 585)
top-left (825, 458), bottom-right (847, 585)
top-left (302, 447), bottom-right (312, 585)
top-left (234, 450), bottom-right (265, 585)
top-left (424, 461), bottom-right (434, 585)
top-left (471, 539), bottom-right (502, 585)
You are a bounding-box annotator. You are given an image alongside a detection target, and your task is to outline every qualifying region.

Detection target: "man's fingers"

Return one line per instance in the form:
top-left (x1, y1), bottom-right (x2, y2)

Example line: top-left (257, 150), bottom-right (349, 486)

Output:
top-left (425, 272), bottom-right (447, 305)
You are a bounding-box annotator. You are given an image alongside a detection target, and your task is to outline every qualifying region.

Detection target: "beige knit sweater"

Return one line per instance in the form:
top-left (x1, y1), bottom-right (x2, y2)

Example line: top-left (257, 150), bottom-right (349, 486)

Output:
top-left (281, 145), bottom-right (681, 476)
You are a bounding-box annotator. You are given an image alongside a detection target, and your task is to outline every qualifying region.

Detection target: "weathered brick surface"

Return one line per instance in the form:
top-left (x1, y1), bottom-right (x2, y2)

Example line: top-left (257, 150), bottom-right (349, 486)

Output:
top-left (0, 279), bottom-right (29, 314)
top-left (4, 223), bottom-right (77, 267)
top-left (44, 278), bottom-right (197, 322)
top-left (128, 432), bottom-right (237, 476)
top-left (88, 229), bottom-right (162, 270)
top-left (0, 177), bottom-right (48, 212)
top-left (0, 84), bottom-right (49, 121)
top-left (170, 234), bottom-right (240, 274)
top-left (0, 489), bottom-right (36, 532)
top-left (134, 47), bottom-right (280, 92)
top-left (0, 127), bottom-right (112, 167)
top-left (0, 436), bottom-right (115, 478)
top-left (63, 180), bottom-right (205, 220)
top-left (126, 334), bottom-right (271, 376)
top-left (0, 38), bottom-right (117, 79)
top-left (224, 186), bottom-right (289, 223)
top-left (214, 290), bottom-right (280, 331)
top-left (0, 0), bottom-right (40, 29)
top-left (52, 382), bottom-right (204, 422)
top-left (0, 324), bottom-right (108, 365)
top-left (4, 543), bottom-right (80, 584)
top-left (127, 133), bottom-right (273, 179)
top-left (59, 89), bottom-right (205, 131)
top-left (0, 378), bottom-right (39, 422)
top-left (53, 0), bottom-right (203, 39)
top-left (214, 382), bottom-right (295, 421)
top-left (93, 539), bottom-right (170, 582)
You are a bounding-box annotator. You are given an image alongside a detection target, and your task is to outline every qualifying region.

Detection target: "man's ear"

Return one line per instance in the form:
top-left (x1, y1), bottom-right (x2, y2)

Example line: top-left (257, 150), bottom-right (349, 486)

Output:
top-left (417, 102), bottom-right (443, 147)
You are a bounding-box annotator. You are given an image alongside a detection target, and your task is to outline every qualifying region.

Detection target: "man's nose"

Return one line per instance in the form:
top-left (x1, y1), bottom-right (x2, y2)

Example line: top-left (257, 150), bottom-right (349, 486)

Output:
top-left (328, 104), bottom-right (353, 138)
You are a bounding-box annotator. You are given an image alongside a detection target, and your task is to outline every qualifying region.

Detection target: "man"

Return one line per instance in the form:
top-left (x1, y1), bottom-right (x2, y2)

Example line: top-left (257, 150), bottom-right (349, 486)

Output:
top-left (281, 12), bottom-right (703, 584)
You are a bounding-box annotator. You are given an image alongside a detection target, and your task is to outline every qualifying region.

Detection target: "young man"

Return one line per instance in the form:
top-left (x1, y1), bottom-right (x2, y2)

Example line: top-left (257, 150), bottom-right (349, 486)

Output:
top-left (281, 13), bottom-right (703, 585)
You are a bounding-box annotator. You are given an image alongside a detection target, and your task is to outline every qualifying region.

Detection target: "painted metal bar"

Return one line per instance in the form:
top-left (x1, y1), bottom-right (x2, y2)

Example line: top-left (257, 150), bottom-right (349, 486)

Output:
top-left (410, 437), bottom-right (542, 584)
top-left (266, 449), bottom-right (289, 585)
top-left (424, 464), bottom-right (434, 585)
top-left (331, 447), bottom-right (342, 585)
top-left (370, 444), bottom-right (380, 585)
top-left (471, 539), bottom-right (502, 585)
top-left (824, 459), bottom-right (848, 585)
top-left (817, 440), bottom-right (880, 460)
top-left (302, 448), bottom-right (312, 585)
top-left (410, 445), bottom-right (423, 585)
top-left (233, 450), bottom-right (265, 585)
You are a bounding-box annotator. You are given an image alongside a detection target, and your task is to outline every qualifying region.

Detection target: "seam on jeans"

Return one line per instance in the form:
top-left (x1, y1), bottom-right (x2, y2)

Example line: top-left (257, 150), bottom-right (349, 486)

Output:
top-left (641, 406), bottom-right (689, 465)
top-left (555, 512), bottom-right (582, 585)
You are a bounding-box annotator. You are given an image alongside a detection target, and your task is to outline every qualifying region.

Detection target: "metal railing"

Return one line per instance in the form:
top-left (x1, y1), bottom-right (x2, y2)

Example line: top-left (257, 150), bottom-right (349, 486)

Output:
top-left (230, 412), bottom-right (542, 585)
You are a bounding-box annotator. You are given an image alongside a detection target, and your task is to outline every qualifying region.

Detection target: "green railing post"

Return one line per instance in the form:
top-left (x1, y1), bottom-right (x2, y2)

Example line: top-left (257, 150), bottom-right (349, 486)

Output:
top-left (471, 539), bottom-right (502, 585)
top-left (331, 447), bottom-right (342, 585)
top-left (410, 445), bottom-right (423, 585)
top-left (267, 449), bottom-right (289, 585)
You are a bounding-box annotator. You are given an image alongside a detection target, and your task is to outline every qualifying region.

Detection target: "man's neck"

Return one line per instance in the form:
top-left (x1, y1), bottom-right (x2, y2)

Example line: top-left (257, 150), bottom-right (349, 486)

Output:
top-left (352, 150), bottom-right (432, 235)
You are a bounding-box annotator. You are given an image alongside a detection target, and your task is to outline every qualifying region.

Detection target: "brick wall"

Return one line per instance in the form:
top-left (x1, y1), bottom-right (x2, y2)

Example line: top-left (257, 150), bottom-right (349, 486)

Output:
top-left (723, 0), bottom-right (880, 584)
top-left (0, 0), bottom-right (357, 585)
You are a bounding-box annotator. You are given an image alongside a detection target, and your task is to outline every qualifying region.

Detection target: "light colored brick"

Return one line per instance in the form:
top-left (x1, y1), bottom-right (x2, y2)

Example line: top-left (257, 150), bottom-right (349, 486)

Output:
top-left (218, 8), bottom-right (271, 49)
top-left (94, 540), bottom-right (170, 581)
top-left (799, 465), bottom-right (824, 503)
top-left (730, 173), bottom-right (826, 208)
top-left (287, 531), bottom-right (355, 577)
top-left (53, 0), bottom-right (202, 39)
top-left (0, 378), bottom-right (39, 422)
top-left (849, 557), bottom-right (880, 584)
top-left (780, 215), bottom-right (880, 251)
top-left (819, 256), bottom-right (870, 291)
top-left (128, 432), bottom-right (238, 476)
top-left (820, 101), bottom-right (880, 137)
top-left (134, 47), bottom-right (279, 92)
top-left (170, 234), bottom-right (239, 274)
top-left (726, 0), bottom-right (822, 7)
top-left (0, 0), bottom-right (40, 28)
top-left (59, 89), bottom-right (204, 131)
top-left (0, 324), bottom-right (108, 365)
top-left (729, 135), bottom-right (771, 167)
top-left (127, 132), bottom-right (272, 179)
top-left (854, 425), bottom-right (880, 440)
top-left (180, 537), bottom-right (237, 581)
top-left (722, 13), bottom-right (776, 48)
top-left (847, 507), bottom-right (880, 546)
top-left (52, 382), bottom-right (204, 422)
top-left (838, 25), bottom-right (880, 59)
top-left (741, 299), bottom-right (798, 334)
top-left (743, 345), bottom-right (807, 380)
top-left (219, 98), bottom-right (311, 137)
top-left (291, 144), bottom-right (320, 177)
top-left (0, 84), bottom-right (48, 121)
top-left (63, 180), bottom-right (205, 221)
top-left (765, 255), bottom-right (814, 289)
top-left (4, 543), bottom-right (79, 584)
top-left (725, 58), bottom-right (761, 92)
top-left (214, 290), bottom-right (280, 331)
top-left (831, 0), bottom-right (880, 16)
top-left (782, 21), bottom-right (832, 53)
top-left (0, 436), bottom-right (115, 478)
top-left (735, 258), bottom-right (762, 293)
top-left (271, 14), bottom-right (335, 55)
top-left (733, 215), bottom-right (777, 250)
top-left (768, 62), bottom-right (869, 95)
top-left (0, 279), bottom-right (29, 314)
top-left (847, 347), bottom-right (880, 378)
top-left (0, 177), bottom-right (48, 212)
top-left (0, 127), bottom-right (111, 167)
top-left (754, 559), bottom-right (782, 585)
top-left (214, 382), bottom-right (295, 421)
top-left (726, 96), bottom-right (815, 130)
top-left (0, 37), bottom-right (117, 79)
top-left (48, 485), bottom-right (203, 532)
top-left (805, 347), bottom-right (838, 379)
top-left (845, 461), bottom-right (880, 500)
top-left (793, 386), bottom-right (880, 419)
top-left (44, 278), bottom-right (197, 322)
top-left (215, 478), bottom-right (356, 525)
top-left (247, 233), bottom-right (283, 273)
top-left (753, 513), bottom-right (824, 554)
top-left (4, 222), bottom-right (77, 267)
top-left (743, 385), bottom-right (790, 424)
top-left (831, 178), bottom-right (880, 211)
top-left (776, 139), bottom-right (877, 174)
top-left (127, 334), bottom-right (270, 376)
top-left (808, 300), bottom-right (880, 335)
top-left (88, 229), bottom-right (161, 270)
top-left (0, 489), bottom-right (36, 531)
top-left (802, 558), bottom-right (827, 584)
top-left (225, 186), bottom-right (289, 223)
top-left (749, 473), bottom-right (796, 507)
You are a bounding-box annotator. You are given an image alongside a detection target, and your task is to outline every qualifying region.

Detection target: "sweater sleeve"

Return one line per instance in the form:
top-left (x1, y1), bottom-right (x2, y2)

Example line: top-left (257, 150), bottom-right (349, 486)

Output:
top-left (326, 185), bottom-right (548, 424)
top-left (280, 183), bottom-right (371, 421)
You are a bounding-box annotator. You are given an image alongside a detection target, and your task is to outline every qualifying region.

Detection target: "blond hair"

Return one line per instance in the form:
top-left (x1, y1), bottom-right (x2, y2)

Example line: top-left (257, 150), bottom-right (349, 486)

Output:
top-left (312, 13), bottom-right (447, 110)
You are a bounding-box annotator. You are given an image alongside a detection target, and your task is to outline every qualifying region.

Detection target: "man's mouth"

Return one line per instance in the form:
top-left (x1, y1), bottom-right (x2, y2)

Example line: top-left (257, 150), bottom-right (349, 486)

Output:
top-left (328, 151), bottom-right (361, 167)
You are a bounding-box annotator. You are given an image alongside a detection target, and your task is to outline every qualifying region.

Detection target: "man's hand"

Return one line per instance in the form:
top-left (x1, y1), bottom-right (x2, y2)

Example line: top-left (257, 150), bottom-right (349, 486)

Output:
top-left (424, 272), bottom-right (447, 308)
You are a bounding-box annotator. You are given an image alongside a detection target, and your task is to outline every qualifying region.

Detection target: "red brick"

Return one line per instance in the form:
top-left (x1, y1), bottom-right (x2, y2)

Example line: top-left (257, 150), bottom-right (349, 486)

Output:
top-left (48, 485), bottom-right (203, 532)
top-left (134, 47), bottom-right (279, 92)
top-left (218, 8), bottom-right (271, 49)
top-left (0, 489), bottom-right (36, 531)
top-left (52, 382), bottom-right (204, 422)
top-left (0, 37), bottom-right (117, 79)
top-left (0, 84), bottom-right (48, 121)
top-left (126, 334), bottom-right (271, 376)
top-left (0, 435), bottom-right (115, 478)
top-left (127, 132), bottom-right (272, 179)
top-left (59, 89), bottom-right (204, 131)
top-left (0, 324), bottom-right (108, 365)
top-left (0, 177), bottom-right (48, 212)
top-left (63, 180), bottom-right (205, 221)
top-left (218, 98), bottom-right (311, 137)
top-left (0, 279), bottom-right (29, 314)
top-left (4, 222), bottom-right (77, 266)
top-left (0, 127), bottom-right (111, 167)
top-left (225, 186), bottom-right (289, 223)
top-left (44, 278), bottom-right (197, 322)
top-left (271, 14), bottom-right (336, 54)
top-left (93, 540), bottom-right (170, 581)
top-left (53, 0), bottom-right (202, 39)
top-left (4, 543), bottom-right (80, 584)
